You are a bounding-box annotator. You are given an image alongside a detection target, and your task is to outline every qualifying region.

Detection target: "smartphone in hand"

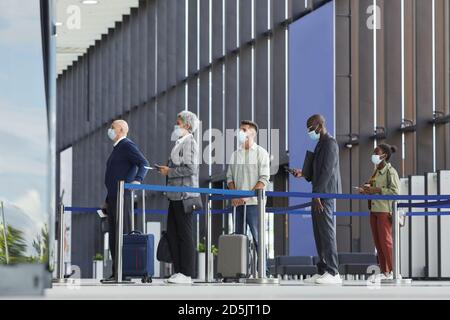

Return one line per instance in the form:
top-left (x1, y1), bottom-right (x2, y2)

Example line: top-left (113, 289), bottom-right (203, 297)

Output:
top-left (284, 166), bottom-right (296, 175)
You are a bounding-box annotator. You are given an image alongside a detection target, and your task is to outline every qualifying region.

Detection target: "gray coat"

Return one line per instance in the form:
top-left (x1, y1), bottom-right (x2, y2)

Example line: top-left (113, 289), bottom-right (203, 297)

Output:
top-left (312, 133), bottom-right (342, 195)
top-left (166, 134), bottom-right (200, 201)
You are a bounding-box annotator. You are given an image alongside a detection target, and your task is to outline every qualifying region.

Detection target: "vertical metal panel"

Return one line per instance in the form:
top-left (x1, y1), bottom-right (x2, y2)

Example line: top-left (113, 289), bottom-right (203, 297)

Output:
top-left (212, 0), bottom-right (223, 60)
top-left (376, 0), bottom-right (385, 132)
top-left (409, 175), bottom-right (426, 278)
top-left (383, 0), bottom-right (402, 171)
top-left (89, 44), bottom-right (96, 130)
top-left (435, 0), bottom-right (448, 171)
top-left (225, 54), bottom-right (238, 133)
top-left (176, 0), bottom-right (186, 82)
top-left (138, 0), bottom-right (148, 105)
top-left (358, 0), bottom-right (375, 252)
top-left (226, 0), bottom-right (237, 52)
top-left (139, 104), bottom-right (150, 176)
top-left (425, 172), bottom-right (439, 277)
top-left (438, 170), bottom-right (450, 277)
top-left (75, 60), bottom-right (81, 142)
top-left (272, 28), bottom-right (286, 158)
top-left (147, 1), bottom-right (157, 100)
top-left (211, 62), bottom-right (224, 175)
top-left (82, 56), bottom-right (89, 137)
top-left (349, 0), bottom-right (361, 247)
top-left (167, 0), bottom-right (177, 87)
top-left (239, 0), bottom-right (252, 45)
top-left (239, 47), bottom-right (252, 121)
top-left (415, 0), bottom-right (434, 174)
top-left (200, 0), bottom-right (210, 68)
top-left (56, 78), bottom-right (62, 150)
top-left (199, 70), bottom-right (210, 184)
top-left (104, 32), bottom-right (113, 122)
top-left (123, 15), bottom-right (132, 113)
top-left (335, 0), bottom-right (352, 252)
top-left (68, 66), bottom-right (74, 146)
top-left (157, 0), bottom-right (168, 93)
top-left (404, 0), bottom-right (416, 176)
top-left (254, 38), bottom-right (268, 131)
top-left (399, 177), bottom-right (410, 277)
top-left (446, 0), bottom-right (450, 170)
top-left (273, 0), bottom-right (286, 25)
top-left (130, 8), bottom-right (140, 108)
top-left (166, 89), bottom-right (178, 153)
top-left (115, 24), bottom-right (124, 119)
top-left (188, 77), bottom-right (199, 113)
top-left (156, 94), bottom-right (168, 178)
top-left (292, 0), bottom-right (311, 18)
top-left (255, 0), bottom-right (269, 36)
top-left (188, 0), bottom-right (199, 74)
top-left (100, 35), bottom-right (108, 123)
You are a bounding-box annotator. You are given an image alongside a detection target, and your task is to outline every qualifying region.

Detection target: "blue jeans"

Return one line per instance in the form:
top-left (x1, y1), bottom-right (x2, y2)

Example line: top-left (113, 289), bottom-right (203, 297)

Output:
top-left (235, 205), bottom-right (269, 276)
top-left (235, 205), bottom-right (259, 248)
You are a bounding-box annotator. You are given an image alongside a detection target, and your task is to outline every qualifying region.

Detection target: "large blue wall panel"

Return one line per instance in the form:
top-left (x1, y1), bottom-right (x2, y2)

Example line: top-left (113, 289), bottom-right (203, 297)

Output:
top-left (288, 2), bottom-right (335, 256)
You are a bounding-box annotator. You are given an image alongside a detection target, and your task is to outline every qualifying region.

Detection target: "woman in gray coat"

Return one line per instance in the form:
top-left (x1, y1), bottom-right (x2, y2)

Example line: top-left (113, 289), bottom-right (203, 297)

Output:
top-left (156, 110), bottom-right (200, 284)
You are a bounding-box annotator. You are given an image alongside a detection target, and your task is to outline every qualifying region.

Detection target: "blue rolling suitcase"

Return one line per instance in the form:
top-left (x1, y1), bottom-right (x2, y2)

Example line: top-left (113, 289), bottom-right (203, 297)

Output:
top-left (123, 231), bottom-right (155, 283)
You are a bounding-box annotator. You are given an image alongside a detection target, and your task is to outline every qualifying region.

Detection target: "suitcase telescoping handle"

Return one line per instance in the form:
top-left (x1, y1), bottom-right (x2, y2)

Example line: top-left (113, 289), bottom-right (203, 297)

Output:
top-left (232, 203), bottom-right (247, 235)
top-left (128, 231), bottom-right (142, 236)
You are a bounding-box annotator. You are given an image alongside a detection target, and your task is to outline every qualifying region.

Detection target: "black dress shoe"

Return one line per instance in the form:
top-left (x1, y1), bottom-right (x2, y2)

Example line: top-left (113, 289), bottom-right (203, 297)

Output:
top-left (100, 275), bottom-right (115, 283)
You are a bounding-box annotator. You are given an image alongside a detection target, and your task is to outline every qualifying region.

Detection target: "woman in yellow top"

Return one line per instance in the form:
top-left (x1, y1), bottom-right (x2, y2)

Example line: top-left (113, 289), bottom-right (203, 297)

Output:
top-left (358, 143), bottom-right (400, 282)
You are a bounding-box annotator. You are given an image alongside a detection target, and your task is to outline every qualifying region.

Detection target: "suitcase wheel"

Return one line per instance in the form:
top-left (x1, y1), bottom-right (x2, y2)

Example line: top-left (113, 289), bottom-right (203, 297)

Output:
top-left (141, 275), bottom-right (153, 284)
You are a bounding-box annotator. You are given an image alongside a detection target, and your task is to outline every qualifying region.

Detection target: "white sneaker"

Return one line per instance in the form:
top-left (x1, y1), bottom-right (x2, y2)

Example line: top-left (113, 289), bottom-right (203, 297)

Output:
top-left (167, 273), bottom-right (193, 285)
top-left (368, 273), bottom-right (387, 283)
top-left (164, 273), bottom-right (181, 283)
top-left (315, 272), bottom-right (343, 285)
top-left (384, 272), bottom-right (393, 280)
top-left (303, 274), bottom-right (322, 284)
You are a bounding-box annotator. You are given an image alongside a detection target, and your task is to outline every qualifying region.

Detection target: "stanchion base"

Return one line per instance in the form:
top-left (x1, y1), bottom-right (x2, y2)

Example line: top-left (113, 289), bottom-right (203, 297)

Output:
top-left (100, 280), bottom-right (135, 285)
top-left (244, 278), bottom-right (280, 285)
top-left (381, 278), bottom-right (412, 285)
top-left (52, 278), bottom-right (76, 284)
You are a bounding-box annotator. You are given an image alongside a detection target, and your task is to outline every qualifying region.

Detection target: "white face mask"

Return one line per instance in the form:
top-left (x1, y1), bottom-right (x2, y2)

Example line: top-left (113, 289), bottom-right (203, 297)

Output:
top-left (108, 128), bottom-right (117, 141)
top-left (307, 125), bottom-right (321, 141)
top-left (238, 130), bottom-right (247, 145)
top-left (371, 154), bottom-right (385, 165)
top-left (171, 125), bottom-right (187, 140)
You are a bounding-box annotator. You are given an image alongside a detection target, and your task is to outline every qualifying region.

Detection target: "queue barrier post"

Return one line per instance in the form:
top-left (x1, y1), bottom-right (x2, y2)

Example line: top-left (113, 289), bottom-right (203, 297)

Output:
top-left (245, 189), bottom-right (279, 284)
top-left (52, 203), bottom-right (75, 284)
top-left (383, 201), bottom-right (412, 284)
top-left (130, 190), bottom-right (135, 231)
top-left (205, 195), bottom-right (214, 283)
top-left (108, 181), bottom-right (132, 284)
top-left (142, 190), bottom-right (146, 233)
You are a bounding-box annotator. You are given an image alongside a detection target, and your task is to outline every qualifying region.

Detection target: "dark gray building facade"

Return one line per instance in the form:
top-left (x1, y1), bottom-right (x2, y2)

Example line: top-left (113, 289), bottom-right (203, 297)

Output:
top-left (56, 0), bottom-right (450, 277)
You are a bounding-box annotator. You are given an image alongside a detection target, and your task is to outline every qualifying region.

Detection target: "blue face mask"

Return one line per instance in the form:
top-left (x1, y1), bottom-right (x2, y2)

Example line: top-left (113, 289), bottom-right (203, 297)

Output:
top-left (308, 126), bottom-right (320, 141)
top-left (108, 128), bottom-right (117, 141)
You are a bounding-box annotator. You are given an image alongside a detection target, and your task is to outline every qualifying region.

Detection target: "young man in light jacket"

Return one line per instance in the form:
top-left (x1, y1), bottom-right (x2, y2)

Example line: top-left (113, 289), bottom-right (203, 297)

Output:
top-left (226, 120), bottom-right (270, 275)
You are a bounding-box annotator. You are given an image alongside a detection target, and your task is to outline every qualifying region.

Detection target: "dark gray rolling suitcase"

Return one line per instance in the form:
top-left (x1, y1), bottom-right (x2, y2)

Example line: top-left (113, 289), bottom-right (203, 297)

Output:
top-left (217, 205), bottom-right (249, 281)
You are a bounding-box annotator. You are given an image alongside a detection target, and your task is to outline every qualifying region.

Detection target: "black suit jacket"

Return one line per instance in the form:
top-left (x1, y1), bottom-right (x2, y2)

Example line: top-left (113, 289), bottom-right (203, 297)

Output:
top-left (312, 134), bottom-right (342, 195)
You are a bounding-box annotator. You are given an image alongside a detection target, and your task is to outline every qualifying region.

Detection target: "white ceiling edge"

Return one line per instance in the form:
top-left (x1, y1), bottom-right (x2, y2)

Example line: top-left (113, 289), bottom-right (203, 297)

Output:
top-left (56, 0), bottom-right (139, 76)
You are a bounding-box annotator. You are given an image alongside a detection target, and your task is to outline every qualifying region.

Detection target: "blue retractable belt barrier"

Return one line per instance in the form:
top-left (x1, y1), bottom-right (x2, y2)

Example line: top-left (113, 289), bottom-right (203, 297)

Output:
top-left (266, 191), bottom-right (450, 201)
top-left (65, 207), bottom-right (101, 213)
top-left (124, 183), bottom-right (256, 198)
top-left (398, 199), bottom-right (450, 209)
top-left (64, 184), bottom-right (450, 217)
top-left (63, 206), bottom-right (450, 217)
